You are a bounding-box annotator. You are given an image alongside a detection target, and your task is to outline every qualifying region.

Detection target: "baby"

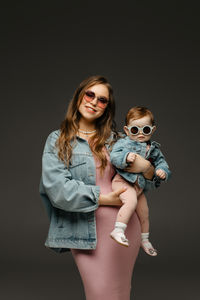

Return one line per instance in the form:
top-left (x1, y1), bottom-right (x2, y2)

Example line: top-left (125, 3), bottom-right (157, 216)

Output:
top-left (110, 106), bottom-right (171, 256)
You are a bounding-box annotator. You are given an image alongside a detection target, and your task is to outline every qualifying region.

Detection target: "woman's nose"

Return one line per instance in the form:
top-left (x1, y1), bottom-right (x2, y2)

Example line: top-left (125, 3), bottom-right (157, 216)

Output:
top-left (90, 97), bottom-right (98, 106)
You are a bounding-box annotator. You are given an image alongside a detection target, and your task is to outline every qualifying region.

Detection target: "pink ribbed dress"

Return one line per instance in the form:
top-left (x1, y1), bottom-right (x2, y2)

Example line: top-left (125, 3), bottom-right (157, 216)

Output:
top-left (71, 151), bottom-right (141, 300)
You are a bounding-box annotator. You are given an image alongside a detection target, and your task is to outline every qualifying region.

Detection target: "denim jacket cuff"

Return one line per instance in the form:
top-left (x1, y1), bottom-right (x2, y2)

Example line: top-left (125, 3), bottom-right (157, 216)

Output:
top-left (146, 176), bottom-right (161, 190)
top-left (91, 185), bottom-right (101, 205)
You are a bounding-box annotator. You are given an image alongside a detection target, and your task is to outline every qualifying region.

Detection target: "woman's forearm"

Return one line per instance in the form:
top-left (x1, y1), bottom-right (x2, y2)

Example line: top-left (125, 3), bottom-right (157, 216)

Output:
top-left (99, 194), bottom-right (121, 206)
top-left (99, 188), bottom-right (125, 206)
top-left (125, 154), bottom-right (151, 173)
top-left (142, 164), bottom-right (155, 180)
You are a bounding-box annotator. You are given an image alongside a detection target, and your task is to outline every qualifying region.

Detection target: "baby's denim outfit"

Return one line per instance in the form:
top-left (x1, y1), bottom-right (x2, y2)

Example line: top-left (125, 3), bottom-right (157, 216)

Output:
top-left (110, 136), bottom-right (171, 193)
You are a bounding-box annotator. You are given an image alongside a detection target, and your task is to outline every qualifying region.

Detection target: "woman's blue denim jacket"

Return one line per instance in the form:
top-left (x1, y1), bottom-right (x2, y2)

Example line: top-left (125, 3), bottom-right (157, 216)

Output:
top-left (39, 130), bottom-right (159, 253)
top-left (110, 136), bottom-right (171, 192)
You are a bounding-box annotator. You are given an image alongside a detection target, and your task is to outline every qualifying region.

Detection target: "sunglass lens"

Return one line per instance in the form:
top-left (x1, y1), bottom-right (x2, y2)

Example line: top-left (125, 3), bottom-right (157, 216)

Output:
top-left (130, 126), bottom-right (139, 135)
top-left (98, 98), bottom-right (108, 108)
top-left (98, 98), bottom-right (108, 104)
top-left (85, 91), bottom-right (95, 100)
top-left (143, 126), bottom-right (151, 135)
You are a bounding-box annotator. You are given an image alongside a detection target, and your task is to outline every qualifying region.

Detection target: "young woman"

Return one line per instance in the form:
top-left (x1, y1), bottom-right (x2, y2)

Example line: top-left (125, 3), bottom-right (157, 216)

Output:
top-left (40, 75), bottom-right (155, 300)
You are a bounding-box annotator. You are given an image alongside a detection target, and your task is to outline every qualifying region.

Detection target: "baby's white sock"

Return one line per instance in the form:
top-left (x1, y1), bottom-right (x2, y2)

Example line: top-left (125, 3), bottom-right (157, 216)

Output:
top-left (141, 232), bottom-right (157, 256)
top-left (141, 232), bottom-right (149, 241)
top-left (114, 222), bottom-right (127, 233)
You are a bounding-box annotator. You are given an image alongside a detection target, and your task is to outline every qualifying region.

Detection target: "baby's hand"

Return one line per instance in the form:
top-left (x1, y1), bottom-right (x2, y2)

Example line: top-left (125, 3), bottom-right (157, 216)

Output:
top-left (126, 152), bottom-right (136, 163)
top-left (156, 169), bottom-right (166, 179)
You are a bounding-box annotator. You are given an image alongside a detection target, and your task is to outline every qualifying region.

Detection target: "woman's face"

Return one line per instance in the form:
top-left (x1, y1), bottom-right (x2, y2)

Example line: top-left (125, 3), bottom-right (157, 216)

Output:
top-left (78, 84), bottom-right (109, 124)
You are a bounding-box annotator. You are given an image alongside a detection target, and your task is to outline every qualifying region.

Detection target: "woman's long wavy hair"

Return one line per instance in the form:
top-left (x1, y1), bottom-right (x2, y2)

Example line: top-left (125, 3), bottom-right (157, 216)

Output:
top-left (56, 75), bottom-right (117, 171)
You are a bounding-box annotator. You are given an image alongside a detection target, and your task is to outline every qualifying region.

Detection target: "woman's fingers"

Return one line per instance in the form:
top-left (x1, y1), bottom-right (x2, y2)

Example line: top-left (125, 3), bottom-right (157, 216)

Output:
top-left (114, 187), bottom-right (127, 196)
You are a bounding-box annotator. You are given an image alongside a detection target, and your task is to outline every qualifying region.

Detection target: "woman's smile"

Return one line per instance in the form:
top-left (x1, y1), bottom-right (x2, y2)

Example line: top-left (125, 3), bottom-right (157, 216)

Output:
top-left (85, 105), bottom-right (97, 113)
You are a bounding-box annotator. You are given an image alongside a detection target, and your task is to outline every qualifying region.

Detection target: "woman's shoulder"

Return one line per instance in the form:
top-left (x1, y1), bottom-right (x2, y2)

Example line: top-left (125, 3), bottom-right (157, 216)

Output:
top-left (48, 129), bottom-right (60, 139)
top-left (113, 132), bottom-right (129, 144)
top-left (106, 131), bottom-right (125, 142)
top-left (43, 129), bottom-right (61, 153)
top-left (105, 131), bottom-right (127, 151)
top-left (105, 130), bottom-right (121, 145)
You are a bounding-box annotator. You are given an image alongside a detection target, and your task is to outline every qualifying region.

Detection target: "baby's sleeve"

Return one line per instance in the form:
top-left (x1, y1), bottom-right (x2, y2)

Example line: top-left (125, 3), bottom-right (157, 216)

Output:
top-left (110, 138), bottom-right (130, 169)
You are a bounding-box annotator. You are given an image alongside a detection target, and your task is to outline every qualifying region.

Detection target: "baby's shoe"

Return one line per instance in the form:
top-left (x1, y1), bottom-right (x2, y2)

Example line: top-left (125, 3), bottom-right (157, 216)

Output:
top-left (141, 240), bottom-right (157, 256)
top-left (110, 229), bottom-right (129, 247)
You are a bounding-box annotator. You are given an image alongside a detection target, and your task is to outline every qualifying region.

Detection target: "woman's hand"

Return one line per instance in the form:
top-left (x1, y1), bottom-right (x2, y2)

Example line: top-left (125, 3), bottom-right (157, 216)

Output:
top-left (142, 164), bottom-right (155, 180)
top-left (99, 187), bottom-right (126, 206)
top-left (124, 154), bottom-right (155, 180)
top-left (125, 154), bottom-right (151, 173)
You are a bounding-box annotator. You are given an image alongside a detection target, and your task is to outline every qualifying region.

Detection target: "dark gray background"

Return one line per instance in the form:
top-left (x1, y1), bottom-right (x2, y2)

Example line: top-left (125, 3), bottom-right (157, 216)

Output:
top-left (1, 0), bottom-right (200, 299)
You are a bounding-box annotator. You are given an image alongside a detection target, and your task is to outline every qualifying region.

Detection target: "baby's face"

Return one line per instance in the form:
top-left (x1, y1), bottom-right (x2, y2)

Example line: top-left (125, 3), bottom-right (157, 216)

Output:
top-left (124, 115), bottom-right (156, 142)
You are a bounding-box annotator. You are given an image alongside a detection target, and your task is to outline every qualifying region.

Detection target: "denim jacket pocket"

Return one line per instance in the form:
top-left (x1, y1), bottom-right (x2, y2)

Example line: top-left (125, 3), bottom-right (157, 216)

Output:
top-left (69, 161), bottom-right (86, 168)
top-left (56, 210), bottom-right (78, 238)
top-left (69, 155), bottom-right (87, 181)
top-left (57, 210), bottom-right (90, 240)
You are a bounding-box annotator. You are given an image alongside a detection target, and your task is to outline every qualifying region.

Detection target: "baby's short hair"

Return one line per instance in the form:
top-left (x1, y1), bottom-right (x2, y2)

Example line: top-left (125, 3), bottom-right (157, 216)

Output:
top-left (125, 106), bottom-right (155, 126)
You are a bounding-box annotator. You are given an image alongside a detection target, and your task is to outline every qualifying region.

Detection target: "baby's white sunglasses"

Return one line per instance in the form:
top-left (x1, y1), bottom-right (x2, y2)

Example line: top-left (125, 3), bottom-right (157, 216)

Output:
top-left (125, 125), bottom-right (155, 136)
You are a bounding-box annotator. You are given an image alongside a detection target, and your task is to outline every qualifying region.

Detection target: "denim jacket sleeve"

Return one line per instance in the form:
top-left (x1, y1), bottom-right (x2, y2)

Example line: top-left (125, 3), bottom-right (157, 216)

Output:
top-left (154, 148), bottom-right (171, 181)
top-left (110, 138), bottom-right (130, 169)
top-left (40, 131), bottom-right (100, 213)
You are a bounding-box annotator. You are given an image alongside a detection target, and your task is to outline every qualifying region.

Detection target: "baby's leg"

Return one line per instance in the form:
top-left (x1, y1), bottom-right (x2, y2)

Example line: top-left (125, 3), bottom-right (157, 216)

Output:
top-left (112, 174), bottom-right (138, 224)
top-left (136, 193), bottom-right (157, 256)
top-left (110, 174), bottom-right (138, 246)
top-left (136, 192), bottom-right (149, 233)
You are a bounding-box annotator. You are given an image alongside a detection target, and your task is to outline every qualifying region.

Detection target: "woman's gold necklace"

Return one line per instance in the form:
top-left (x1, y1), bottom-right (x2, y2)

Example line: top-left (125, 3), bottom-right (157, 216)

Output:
top-left (78, 129), bottom-right (96, 135)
